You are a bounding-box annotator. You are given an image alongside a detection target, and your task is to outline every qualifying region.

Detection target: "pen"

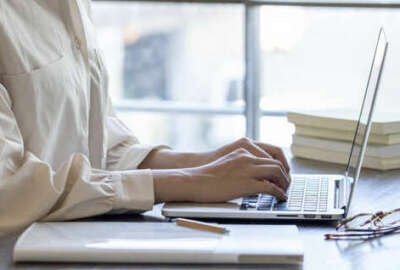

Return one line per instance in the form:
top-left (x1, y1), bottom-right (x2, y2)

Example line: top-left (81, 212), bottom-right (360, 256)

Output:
top-left (175, 218), bottom-right (229, 234)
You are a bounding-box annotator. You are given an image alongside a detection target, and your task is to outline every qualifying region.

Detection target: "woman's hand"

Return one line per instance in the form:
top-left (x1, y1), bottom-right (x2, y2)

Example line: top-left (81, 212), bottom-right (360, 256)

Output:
top-left (140, 137), bottom-right (290, 176)
top-left (153, 148), bottom-right (290, 203)
top-left (209, 137), bottom-right (290, 174)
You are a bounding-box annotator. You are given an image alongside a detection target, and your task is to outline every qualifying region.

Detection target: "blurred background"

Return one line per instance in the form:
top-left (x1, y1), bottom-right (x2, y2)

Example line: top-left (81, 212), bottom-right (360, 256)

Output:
top-left (91, 1), bottom-right (400, 151)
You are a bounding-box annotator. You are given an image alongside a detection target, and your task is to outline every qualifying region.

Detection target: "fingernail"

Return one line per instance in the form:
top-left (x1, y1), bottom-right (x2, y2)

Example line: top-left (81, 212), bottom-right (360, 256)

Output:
top-left (260, 179), bottom-right (269, 184)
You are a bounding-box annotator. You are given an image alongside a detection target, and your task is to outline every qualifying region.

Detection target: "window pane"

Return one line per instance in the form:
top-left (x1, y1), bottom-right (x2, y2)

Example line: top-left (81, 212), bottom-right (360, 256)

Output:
top-left (260, 7), bottom-right (400, 146)
top-left (92, 2), bottom-right (244, 107)
top-left (117, 112), bottom-right (245, 151)
top-left (260, 6), bottom-right (399, 112)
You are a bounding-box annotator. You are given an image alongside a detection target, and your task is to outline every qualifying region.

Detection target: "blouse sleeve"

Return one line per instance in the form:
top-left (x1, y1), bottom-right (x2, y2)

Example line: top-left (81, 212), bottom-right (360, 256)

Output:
top-left (105, 98), bottom-right (170, 171)
top-left (0, 84), bottom-right (156, 234)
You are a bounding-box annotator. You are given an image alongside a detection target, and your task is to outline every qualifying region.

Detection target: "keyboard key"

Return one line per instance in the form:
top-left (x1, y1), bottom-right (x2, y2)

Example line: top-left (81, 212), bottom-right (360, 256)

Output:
top-left (304, 206), bottom-right (317, 209)
top-left (257, 206), bottom-right (272, 211)
top-left (288, 208), bottom-right (302, 211)
top-left (288, 200), bottom-right (302, 204)
top-left (258, 204), bottom-right (272, 209)
top-left (274, 202), bottom-right (287, 209)
top-left (304, 199), bottom-right (317, 203)
top-left (304, 205), bottom-right (317, 208)
top-left (289, 201), bottom-right (303, 205)
top-left (260, 197), bottom-right (272, 201)
top-left (247, 203), bottom-right (257, 208)
top-left (290, 192), bottom-right (304, 195)
top-left (288, 198), bottom-right (302, 201)
top-left (304, 202), bottom-right (317, 205)
top-left (274, 202), bottom-right (301, 211)
top-left (240, 204), bottom-right (248, 210)
top-left (304, 208), bottom-right (317, 212)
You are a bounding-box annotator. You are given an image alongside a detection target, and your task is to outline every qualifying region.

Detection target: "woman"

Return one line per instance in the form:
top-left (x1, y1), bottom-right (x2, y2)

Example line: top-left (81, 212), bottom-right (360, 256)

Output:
top-left (0, 1), bottom-right (290, 233)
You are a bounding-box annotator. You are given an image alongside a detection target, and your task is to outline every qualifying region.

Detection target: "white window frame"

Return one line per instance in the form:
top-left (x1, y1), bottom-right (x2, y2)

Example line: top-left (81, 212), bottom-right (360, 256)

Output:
top-left (94, 0), bottom-right (400, 140)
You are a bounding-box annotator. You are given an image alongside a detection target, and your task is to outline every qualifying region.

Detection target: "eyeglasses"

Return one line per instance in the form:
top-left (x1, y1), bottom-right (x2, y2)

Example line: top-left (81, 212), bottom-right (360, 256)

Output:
top-left (325, 208), bottom-right (400, 240)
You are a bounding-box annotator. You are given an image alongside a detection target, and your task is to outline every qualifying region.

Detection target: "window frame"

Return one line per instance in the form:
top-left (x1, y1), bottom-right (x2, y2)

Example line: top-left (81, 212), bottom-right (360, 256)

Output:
top-left (93, 0), bottom-right (400, 140)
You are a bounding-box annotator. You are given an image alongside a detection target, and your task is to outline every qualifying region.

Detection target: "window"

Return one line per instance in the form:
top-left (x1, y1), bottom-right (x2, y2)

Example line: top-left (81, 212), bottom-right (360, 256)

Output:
top-left (259, 5), bottom-right (400, 146)
top-left (92, 2), bottom-right (244, 150)
top-left (92, 0), bottom-right (400, 150)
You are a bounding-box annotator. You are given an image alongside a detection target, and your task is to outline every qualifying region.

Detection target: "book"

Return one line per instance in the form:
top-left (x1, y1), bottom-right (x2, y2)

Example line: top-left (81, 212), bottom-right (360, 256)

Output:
top-left (295, 125), bottom-right (400, 145)
top-left (292, 135), bottom-right (400, 158)
top-left (291, 145), bottom-right (400, 170)
top-left (14, 222), bottom-right (304, 264)
top-left (287, 110), bottom-right (400, 135)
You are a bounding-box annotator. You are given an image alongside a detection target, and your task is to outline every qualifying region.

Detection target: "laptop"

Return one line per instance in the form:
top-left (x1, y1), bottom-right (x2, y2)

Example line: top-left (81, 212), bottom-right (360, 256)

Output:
top-left (162, 28), bottom-right (389, 221)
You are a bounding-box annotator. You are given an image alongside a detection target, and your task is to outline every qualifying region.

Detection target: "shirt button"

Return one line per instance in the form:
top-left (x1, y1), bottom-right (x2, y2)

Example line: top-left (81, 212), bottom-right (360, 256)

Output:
top-left (74, 37), bottom-right (81, 50)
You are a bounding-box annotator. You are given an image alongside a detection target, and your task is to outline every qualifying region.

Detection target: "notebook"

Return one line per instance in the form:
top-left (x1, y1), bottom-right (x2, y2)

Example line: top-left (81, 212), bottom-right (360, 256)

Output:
top-left (14, 222), bottom-right (303, 264)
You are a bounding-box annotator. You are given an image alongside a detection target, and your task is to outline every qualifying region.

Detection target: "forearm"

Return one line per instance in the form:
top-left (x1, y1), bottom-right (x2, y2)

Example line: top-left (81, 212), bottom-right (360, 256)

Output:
top-left (138, 148), bottom-right (213, 170)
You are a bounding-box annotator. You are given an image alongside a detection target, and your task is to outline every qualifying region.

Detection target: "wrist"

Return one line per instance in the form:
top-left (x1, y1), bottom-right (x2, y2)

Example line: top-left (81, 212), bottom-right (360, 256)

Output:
top-left (177, 151), bottom-right (215, 168)
top-left (152, 168), bottom-right (194, 203)
top-left (152, 165), bottom-right (213, 203)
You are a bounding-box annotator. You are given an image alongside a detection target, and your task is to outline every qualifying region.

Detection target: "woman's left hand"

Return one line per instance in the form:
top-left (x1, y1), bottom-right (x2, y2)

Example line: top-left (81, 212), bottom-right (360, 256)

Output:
top-left (208, 137), bottom-right (290, 174)
top-left (139, 137), bottom-right (290, 177)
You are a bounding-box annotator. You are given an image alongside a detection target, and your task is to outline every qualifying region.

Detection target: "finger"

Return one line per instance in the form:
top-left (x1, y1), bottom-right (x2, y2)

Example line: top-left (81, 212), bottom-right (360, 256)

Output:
top-left (235, 140), bottom-right (290, 181)
top-left (251, 158), bottom-right (291, 187)
top-left (255, 142), bottom-right (290, 173)
top-left (242, 142), bottom-right (273, 159)
top-left (251, 164), bottom-right (290, 191)
top-left (265, 182), bottom-right (288, 201)
top-left (251, 180), bottom-right (287, 201)
top-left (219, 138), bottom-right (260, 157)
top-left (229, 137), bottom-right (273, 159)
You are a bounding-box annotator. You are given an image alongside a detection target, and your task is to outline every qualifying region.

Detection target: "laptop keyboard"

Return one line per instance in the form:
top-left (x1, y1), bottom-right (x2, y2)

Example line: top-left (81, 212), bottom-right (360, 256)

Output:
top-left (240, 176), bottom-right (329, 212)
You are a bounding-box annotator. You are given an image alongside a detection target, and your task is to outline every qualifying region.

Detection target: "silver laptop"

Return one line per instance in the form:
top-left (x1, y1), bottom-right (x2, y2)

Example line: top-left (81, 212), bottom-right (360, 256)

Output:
top-left (163, 29), bottom-right (388, 221)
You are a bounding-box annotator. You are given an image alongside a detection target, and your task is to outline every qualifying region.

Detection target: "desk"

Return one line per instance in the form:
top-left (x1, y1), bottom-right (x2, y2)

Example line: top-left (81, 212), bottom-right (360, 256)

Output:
top-left (1, 156), bottom-right (400, 270)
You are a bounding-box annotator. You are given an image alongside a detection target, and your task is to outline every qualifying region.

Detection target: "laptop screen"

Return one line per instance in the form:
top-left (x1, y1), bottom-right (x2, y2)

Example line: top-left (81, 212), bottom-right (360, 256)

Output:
top-left (345, 29), bottom-right (388, 213)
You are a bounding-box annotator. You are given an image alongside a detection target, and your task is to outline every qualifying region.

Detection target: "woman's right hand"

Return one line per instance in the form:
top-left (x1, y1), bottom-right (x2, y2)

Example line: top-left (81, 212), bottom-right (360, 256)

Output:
top-left (153, 148), bottom-right (290, 203)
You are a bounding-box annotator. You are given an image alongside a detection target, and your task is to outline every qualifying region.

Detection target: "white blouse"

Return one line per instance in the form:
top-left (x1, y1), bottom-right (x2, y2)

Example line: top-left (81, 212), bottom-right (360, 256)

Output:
top-left (0, 0), bottom-right (165, 233)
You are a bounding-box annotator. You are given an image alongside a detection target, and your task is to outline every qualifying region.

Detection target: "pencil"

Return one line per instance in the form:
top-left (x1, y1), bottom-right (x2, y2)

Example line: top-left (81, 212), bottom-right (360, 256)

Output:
top-left (175, 218), bottom-right (229, 234)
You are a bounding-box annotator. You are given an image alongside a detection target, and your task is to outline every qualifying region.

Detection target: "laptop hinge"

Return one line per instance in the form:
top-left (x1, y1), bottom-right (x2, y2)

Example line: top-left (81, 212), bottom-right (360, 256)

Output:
top-left (334, 178), bottom-right (347, 210)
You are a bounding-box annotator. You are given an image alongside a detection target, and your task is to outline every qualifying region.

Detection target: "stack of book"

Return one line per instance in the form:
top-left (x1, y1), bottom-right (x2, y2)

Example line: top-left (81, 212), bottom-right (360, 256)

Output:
top-left (288, 110), bottom-right (400, 170)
